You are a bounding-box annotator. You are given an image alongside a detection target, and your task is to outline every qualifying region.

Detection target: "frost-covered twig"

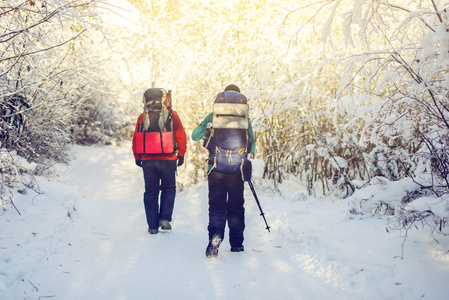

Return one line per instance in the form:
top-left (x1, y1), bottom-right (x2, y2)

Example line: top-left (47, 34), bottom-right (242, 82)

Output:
top-left (0, 29), bottom-right (86, 63)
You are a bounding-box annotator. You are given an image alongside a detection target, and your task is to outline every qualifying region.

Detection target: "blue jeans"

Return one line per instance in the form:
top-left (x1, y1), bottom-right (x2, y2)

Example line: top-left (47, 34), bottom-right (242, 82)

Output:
top-left (207, 171), bottom-right (245, 247)
top-left (142, 160), bottom-right (177, 230)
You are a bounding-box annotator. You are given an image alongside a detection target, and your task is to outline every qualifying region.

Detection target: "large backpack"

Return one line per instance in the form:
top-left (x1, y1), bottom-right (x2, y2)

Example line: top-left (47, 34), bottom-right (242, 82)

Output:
top-left (204, 91), bottom-right (251, 174)
top-left (135, 88), bottom-right (176, 155)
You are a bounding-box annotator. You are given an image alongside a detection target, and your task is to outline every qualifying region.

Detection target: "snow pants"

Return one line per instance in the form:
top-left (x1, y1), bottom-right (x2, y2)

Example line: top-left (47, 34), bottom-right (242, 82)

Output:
top-left (142, 160), bottom-right (177, 230)
top-left (207, 170), bottom-right (245, 247)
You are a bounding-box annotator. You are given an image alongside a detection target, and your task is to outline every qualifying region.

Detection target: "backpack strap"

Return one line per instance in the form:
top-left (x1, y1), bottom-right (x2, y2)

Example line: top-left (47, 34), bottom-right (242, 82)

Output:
top-left (164, 107), bottom-right (173, 131)
top-left (204, 127), bottom-right (214, 149)
top-left (207, 156), bottom-right (218, 176)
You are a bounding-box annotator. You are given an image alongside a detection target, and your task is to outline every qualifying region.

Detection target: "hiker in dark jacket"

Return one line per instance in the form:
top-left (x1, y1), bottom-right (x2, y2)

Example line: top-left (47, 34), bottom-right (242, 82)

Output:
top-left (132, 88), bottom-right (187, 234)
top-left (192, 84), bottom-right (255, 257)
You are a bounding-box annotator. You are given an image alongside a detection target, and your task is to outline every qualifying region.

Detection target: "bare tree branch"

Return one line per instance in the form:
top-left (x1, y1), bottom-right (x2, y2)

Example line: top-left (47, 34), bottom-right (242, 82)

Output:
top-left (0, 29), bottom-right (86, 63)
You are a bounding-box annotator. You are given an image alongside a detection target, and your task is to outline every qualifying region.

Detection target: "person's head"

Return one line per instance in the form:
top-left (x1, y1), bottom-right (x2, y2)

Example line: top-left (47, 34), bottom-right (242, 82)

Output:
top-left (224, 84), bottom-right (240, 93)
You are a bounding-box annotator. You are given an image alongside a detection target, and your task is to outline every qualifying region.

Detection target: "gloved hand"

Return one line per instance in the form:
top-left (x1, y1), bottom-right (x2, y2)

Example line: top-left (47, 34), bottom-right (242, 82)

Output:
top-left (135, 160), bottom-right (142, 167)
top-left (177, 156), bottom-right (184, 167)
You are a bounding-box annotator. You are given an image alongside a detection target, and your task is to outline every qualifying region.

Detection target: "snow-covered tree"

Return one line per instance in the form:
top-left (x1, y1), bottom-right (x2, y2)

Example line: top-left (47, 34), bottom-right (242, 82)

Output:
top-left (1, 0), bottom-right (105, 160)
top-left (0, 0), bottom-right (127, 208)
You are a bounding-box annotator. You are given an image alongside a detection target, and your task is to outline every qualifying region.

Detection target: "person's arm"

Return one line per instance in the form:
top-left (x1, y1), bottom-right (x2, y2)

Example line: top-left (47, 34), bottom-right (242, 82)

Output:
top-left (172, 111), bottom-right (187, 157)
top-left (248, 119), bottom-right (256, 154)
top-left (191, 113), bottom-right (213, 141)
top-left (132, 114), bottom-right (143, 161)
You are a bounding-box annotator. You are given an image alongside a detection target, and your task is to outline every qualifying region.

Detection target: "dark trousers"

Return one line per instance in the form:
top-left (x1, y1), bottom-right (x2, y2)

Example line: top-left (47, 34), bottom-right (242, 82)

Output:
top-left (142, 160), bottom-right (177, 230)
top-left (208, 170), bottom-right (245, 247)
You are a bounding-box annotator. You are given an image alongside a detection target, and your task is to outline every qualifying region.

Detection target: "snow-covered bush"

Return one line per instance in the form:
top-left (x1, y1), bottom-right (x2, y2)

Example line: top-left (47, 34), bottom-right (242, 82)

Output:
top-left (70, 93), bottom-right (129, 146)
top-left (336, 0), bottom-right (449, 193)
top-left (286, 0), bottom-right (449, 233)
top-left (0, 147), bottom-right (39, 214)
top-left (0, 0), bottom-right (132, 207)
top-left (0, 95), bottom-right (31, 158)
top-left (347, 176), bottom-right (449, 241)
top-left (1, 0), bottom-right (103, 159)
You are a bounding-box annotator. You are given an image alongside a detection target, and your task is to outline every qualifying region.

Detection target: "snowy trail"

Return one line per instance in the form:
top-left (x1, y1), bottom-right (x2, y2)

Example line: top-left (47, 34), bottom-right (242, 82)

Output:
top-left (2, 142), bottom-right (449, 300)
top-left (47, 144), bottom-right (317, 299)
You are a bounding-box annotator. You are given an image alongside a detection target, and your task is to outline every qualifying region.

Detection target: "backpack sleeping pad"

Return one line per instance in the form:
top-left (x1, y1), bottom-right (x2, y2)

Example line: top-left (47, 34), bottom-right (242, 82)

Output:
top-left (135, 88), bottom-right (176, 155)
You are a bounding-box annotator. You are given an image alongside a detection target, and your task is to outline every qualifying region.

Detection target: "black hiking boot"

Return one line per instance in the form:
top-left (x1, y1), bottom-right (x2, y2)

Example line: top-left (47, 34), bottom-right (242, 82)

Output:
top-left (148, 228), bottom-right (158, 234)
top-left (205, 234), bottom-right (222, 258)
top-left (159, 220), bottom-right (172, 231)
top-left (230, 246), bottom-right (244, 252)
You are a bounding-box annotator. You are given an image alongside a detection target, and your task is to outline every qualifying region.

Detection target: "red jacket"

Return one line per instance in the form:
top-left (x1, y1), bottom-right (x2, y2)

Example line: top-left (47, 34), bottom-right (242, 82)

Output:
top-left (132, 110), bottom-right (187, 161)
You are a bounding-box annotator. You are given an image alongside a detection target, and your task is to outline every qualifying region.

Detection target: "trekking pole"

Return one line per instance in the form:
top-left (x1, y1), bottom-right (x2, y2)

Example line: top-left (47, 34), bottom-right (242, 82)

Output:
top-left (247, 180), bottom-right (271, 232)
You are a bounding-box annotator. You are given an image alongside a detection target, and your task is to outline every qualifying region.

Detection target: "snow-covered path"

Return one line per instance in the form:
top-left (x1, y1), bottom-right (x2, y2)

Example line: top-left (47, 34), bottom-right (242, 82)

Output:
top-left (1, 142), bottom-right (449, 299)
top-left (47, 144), bottom-right (318, 299)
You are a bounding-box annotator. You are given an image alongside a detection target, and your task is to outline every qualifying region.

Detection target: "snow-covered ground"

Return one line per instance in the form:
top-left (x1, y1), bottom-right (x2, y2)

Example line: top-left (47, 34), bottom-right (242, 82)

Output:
top-left (1, 142), bottom-right (449, 300)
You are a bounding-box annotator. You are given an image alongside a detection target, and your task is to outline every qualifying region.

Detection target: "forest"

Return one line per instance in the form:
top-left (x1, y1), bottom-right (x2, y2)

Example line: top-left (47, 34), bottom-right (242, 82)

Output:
top-left (1, 0), bottom-right (448, 234)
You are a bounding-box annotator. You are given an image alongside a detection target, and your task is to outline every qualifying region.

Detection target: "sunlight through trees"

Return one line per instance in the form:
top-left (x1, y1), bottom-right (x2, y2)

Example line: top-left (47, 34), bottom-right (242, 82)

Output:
top-left (1, 1), bottom-right (448, 230)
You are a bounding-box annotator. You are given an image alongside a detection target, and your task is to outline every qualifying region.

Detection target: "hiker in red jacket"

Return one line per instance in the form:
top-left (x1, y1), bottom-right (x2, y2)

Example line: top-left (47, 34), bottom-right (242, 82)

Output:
top-left (132, 88), bottom-right (187, 234)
